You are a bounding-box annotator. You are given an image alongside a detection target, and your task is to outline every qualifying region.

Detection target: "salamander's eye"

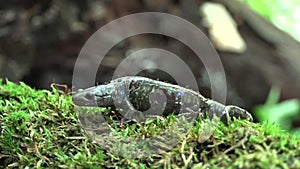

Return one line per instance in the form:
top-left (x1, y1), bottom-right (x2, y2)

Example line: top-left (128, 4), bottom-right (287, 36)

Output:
top-left (84, 93), bottom-right (94, 100)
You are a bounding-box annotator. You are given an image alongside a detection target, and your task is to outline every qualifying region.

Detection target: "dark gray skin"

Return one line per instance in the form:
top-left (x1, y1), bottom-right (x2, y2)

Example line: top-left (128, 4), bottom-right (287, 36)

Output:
top-left (73, 76), bottom-right (253, 122)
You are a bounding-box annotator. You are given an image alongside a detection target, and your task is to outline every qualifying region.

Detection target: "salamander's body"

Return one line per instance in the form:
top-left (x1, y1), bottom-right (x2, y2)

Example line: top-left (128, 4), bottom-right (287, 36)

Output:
top-left (73, 76), bottom-right (253, 122)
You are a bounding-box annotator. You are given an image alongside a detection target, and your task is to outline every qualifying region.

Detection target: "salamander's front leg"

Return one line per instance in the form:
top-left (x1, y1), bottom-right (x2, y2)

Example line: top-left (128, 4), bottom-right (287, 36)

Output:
top-left (117, 96), bottom-right (146, 123)
top-left (205, 100), bottom-right (228, 120)
top-left (109, 81), bottom-right (147, 123)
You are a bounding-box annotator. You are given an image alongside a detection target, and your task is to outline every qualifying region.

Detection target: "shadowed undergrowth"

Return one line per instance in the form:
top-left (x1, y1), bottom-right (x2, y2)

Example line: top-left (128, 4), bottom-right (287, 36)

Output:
top-left (0, 79), bottom-right (299, 168)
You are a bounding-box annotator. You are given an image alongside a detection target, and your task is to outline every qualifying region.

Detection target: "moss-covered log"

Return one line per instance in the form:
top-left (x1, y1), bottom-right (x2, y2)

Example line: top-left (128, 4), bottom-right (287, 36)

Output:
top-left (0, 80), bottom-right (299, 168)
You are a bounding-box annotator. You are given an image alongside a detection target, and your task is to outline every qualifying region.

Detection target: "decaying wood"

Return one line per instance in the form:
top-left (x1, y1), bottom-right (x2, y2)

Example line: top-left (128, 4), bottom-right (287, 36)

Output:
top-left (215, 0), bottom-right (300, 107)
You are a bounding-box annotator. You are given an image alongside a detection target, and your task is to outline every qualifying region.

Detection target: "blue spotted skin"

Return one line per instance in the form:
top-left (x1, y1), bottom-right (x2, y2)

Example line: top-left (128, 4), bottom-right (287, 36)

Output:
top-left (73, 76), bottom-right (253, 122)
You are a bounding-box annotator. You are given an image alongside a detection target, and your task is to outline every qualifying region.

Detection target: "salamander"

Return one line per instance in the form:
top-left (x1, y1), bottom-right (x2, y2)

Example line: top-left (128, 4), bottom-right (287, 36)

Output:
top-left (73, 76), bottom-right (253, 122)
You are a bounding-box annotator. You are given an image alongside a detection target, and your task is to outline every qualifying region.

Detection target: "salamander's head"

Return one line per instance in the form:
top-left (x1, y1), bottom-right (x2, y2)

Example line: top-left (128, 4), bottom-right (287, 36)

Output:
top-left (72, 83), bottom-right (115, 107)
top-left (225, 105), bottom-right (253, 122)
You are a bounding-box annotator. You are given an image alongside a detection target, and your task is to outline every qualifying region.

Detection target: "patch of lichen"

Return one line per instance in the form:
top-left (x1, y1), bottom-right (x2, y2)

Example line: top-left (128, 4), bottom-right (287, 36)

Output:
top-left (0, 79), bottom-right (299, 168)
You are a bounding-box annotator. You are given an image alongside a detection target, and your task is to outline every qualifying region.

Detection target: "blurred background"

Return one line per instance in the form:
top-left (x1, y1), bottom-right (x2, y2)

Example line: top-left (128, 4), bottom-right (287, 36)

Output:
top-left (0, 0), bottom-right (300, 133)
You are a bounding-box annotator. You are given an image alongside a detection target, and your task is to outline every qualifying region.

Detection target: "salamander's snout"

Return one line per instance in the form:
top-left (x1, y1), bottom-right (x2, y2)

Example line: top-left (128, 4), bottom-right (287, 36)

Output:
top-left (72, 84), bottom-right (116, 107)
top-left (72, 88), bottom-right (98, 106)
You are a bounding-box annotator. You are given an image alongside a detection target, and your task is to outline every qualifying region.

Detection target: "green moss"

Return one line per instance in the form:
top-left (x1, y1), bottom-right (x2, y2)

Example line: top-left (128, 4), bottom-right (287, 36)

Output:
top-left (0, 79), bottom-right (299, 168)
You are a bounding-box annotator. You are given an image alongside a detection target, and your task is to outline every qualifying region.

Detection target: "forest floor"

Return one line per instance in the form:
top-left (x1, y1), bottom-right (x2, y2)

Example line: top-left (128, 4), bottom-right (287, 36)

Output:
top-left (0, 79), bottom-right (299, 168)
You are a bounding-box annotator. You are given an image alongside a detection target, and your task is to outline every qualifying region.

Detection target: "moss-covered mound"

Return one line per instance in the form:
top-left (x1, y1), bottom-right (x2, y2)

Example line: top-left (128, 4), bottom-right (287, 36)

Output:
top-left (0, 79), bottom-right (299, 168)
